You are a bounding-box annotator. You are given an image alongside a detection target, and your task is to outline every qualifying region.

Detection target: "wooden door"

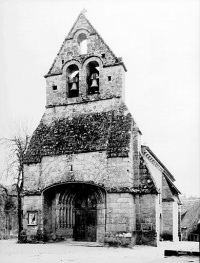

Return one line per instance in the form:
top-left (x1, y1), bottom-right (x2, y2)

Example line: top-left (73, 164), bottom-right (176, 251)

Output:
top-left (74, 193), bottom-right (97, 242)
top-left (74, 209), bottom-right (97, 242)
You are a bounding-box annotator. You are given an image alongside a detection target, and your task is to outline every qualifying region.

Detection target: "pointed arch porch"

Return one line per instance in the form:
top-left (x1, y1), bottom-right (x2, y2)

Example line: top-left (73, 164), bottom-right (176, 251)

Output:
top-left (42, 182), bottom-right (106, 242)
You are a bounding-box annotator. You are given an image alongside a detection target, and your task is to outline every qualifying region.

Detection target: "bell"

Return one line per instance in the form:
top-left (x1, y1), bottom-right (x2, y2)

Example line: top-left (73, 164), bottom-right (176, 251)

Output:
top-left (90, 79), bottom-right (98, 88)
top-left (70, 82), bottom-right (78, 90)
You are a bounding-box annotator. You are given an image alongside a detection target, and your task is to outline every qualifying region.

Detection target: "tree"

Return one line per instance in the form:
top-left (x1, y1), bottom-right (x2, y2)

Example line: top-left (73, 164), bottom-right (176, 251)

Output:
top-left (0, 121), bottom-right (30, 239)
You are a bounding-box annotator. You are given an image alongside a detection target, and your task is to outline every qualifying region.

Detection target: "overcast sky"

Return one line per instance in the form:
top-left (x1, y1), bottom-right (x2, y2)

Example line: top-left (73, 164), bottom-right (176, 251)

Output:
top-left (0, 0), bottom-right (199, 197)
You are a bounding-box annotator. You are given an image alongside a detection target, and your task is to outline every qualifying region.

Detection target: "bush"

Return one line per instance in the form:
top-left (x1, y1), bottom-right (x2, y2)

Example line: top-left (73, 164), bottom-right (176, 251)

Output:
top-left (19, 230), bottom-right (27, 243)
top-left (104, 236), bottom-right (119, 247)
top-left (104, 232), bottom-right (132, 247)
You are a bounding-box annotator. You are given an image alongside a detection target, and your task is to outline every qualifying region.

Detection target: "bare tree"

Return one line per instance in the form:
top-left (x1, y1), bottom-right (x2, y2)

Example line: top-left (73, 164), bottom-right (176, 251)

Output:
top-left (0, 120), bottom-right (31, 239)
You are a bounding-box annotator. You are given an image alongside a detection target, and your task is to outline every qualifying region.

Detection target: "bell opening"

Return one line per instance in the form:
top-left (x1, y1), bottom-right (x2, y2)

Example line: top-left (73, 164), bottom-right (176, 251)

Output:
top-left (86, 61), bottom-right (100, 95)
top-left (67, 64), bottom-right (79, 98)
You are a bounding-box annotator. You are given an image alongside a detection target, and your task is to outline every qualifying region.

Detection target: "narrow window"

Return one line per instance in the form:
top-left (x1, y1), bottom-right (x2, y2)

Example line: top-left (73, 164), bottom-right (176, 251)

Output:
top-left (80, 39), bottom-right (87, 54)
top-left (62, 60), bottom-right (64, 64)
top-left (77, 33), bottom-right (88, 55)
top-left (108, 76), bottom-right (111, 81)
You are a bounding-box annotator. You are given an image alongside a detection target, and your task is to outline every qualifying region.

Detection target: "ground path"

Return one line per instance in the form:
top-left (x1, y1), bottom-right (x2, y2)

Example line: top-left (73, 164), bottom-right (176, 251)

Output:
top-left (0, 239), bottom-right (199, 263)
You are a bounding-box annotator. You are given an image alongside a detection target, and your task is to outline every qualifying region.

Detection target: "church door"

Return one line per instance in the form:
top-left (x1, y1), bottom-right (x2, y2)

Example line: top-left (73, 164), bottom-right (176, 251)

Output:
top-left (74, 193), bottom-right (97, 242)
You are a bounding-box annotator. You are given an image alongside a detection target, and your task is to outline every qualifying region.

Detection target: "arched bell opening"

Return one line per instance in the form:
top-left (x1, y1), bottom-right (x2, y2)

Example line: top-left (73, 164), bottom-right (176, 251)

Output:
top-left (66, 64), bottom-right (79, 98)
top-left (43, 183), bottom-right (106, 242)
top-left (86, 61), bottom-right (100, 95)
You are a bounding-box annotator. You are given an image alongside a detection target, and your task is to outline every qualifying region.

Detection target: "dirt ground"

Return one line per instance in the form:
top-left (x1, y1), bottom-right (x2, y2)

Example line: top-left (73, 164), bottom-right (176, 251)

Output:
top-left (0, 239), bottom-right (199, 263)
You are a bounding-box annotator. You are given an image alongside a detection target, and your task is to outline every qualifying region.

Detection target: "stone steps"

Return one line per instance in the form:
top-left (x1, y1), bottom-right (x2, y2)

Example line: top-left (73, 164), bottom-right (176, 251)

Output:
top-left (64, 241), bottom-right (104, 247)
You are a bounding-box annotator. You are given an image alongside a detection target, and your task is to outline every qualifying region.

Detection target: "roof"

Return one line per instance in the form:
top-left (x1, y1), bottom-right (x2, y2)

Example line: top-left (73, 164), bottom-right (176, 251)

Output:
top-left (142, 145), bottom-right (175, 181)
top-left (181, 199), bottom-right (200, 231)
top-left (164, 175), bottom-right (181, 195)
top-left (24, 103), bottom-right (133, 164)
top-left (142, 145), bottom-right (181, 194)
top-left (181, 199), bottom-right (200, 215)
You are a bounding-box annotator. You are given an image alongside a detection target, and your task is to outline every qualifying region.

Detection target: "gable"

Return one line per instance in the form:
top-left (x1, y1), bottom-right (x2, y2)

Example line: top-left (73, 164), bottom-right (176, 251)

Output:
top-left (162, 175), bottom-right (176, 200)
top-left (47, 12), bottom-right (120, 76)
top-left (139, 155), bottom-right (158, 194)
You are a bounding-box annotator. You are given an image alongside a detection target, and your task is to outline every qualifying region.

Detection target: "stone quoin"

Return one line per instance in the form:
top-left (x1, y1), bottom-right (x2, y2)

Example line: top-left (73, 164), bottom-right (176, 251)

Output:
top-left (22, 11), bottom-right (181, 246)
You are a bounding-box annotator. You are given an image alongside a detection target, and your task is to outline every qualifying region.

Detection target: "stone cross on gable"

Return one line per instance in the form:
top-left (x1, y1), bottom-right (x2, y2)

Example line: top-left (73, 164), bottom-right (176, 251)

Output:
top-left (81, 8), bottom-right (87, 15)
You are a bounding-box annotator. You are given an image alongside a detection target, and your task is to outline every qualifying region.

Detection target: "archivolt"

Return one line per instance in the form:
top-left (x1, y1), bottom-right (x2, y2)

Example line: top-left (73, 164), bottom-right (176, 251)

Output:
top-left (56, 183), bottom-right (105, 229)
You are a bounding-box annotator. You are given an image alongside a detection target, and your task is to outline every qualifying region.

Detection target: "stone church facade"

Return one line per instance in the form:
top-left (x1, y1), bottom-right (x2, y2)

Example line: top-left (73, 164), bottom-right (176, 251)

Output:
top-left (22, 12), bottom-right (180, 246)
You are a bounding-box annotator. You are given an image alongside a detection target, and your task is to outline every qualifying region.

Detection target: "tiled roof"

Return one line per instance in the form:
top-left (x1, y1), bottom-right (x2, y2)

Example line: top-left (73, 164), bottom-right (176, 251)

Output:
top-left (181, 199), bottom-right (200, 231)
top-left (24, 108), bottom-right (132, 164)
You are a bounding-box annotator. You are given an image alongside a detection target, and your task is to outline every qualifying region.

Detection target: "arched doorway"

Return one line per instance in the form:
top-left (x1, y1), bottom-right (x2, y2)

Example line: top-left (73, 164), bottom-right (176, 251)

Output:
top-left (74, 191), bottom-right (97, 241)
top-left (43, 183), bottom-right (105, 242)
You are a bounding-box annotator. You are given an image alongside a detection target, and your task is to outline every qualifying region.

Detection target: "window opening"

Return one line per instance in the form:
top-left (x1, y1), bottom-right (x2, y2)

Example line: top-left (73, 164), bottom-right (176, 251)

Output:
top-left (101, 53), bottom-right (105, 58)
top-left (52, 85), bottom-right (57, 91)
top-left (86, 61), bottom-right (99, 95)
top-left (77, 33), bottom-right (88, 55)
top-left (108, 76), bottom-right (111, 81)
top-left (80, 39), bottom-right (87, 54)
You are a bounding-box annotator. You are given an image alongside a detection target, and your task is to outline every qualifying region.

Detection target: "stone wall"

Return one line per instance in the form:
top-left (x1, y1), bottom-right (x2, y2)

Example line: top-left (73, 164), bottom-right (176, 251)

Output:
top-left (162, 201), bottom-right (173, 238)
top-left (162, 175), bottom-right (174, 200)
top-left (161, 175), bottom-right (179, 241)
top-left (46, 64), bottom-right (125, 107)
top-left (22, 195), bottom-right (43, 240)
top-left (106, 193), bottom-right (135, 233)
top-left (24, 152), bottom-right (133, 192)
top-left (135, 194), bottom-right (157, 246)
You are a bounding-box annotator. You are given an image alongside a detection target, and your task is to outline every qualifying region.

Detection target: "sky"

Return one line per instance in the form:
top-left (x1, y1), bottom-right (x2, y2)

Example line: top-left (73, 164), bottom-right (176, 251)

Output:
top-left (0, 0), bottom-right (199, 197)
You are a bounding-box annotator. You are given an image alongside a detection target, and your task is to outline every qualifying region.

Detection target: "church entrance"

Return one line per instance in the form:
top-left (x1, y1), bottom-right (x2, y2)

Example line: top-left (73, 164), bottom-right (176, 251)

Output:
top-left (74, 192), bottom-right (97, 241)
top-left (43, 183), bottom-right (105, 242)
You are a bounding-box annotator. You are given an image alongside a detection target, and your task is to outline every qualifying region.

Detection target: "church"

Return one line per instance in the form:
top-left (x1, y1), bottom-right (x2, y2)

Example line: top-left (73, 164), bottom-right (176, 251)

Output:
top-left (22, 11), bottom-right (181, 246)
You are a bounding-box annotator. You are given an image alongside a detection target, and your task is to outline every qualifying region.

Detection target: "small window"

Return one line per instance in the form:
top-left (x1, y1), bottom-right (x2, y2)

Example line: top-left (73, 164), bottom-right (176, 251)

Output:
top-left (27, 211), bottom-right (37, 226)
top-left (80, 39), bottom-right (87, 54)
top-left (52, 85), bottom-right (57, 91)
top-left (62, 60), bottom-right (64, 64)
top-left (67, 51), bottom-right (73, 56)
top-left (108, 76), bottom-right (111, 81)
top-left (77, 33), bottom-right (88, 55)
top-left (101, 53), bottom-right (105, 58)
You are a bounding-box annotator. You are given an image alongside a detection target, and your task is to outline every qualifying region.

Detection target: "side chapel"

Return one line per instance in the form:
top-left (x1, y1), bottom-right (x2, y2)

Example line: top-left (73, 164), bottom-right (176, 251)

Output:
top-left (23, 11), bottom-right (181, 246)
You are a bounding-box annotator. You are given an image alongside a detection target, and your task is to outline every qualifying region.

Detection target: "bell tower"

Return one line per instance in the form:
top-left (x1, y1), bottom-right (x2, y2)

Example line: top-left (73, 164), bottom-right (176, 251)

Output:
top-left (44, 10), bottom-right (127, 111)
